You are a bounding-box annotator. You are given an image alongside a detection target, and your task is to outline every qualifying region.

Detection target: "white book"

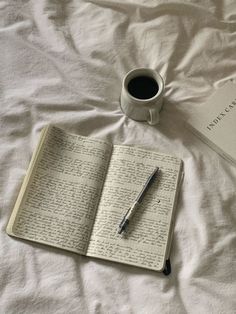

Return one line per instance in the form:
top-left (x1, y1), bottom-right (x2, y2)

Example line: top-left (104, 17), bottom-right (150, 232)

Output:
top-left (186, 82), bottom-right (236, 166)
top-left (6, 125), bottom-right (183, 274)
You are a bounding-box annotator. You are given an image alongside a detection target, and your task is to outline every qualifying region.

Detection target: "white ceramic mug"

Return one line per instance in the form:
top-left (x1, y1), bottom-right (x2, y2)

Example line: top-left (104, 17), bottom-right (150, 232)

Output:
top-left (120, 68), bottom-right (165, 125)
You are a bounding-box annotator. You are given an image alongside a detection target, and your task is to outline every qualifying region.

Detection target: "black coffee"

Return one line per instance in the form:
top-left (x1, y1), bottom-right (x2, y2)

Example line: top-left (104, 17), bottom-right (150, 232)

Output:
top-left (127, 76), bottom-right (159, 99)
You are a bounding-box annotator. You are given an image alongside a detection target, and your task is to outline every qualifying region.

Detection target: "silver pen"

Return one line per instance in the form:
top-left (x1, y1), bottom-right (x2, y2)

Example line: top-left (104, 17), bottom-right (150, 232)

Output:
top-left (118, 167), bottom-right (159, 235)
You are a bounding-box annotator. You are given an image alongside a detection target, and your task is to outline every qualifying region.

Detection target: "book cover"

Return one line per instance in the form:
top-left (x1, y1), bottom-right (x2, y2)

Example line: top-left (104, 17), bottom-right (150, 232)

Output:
top-left (186, 81), bottom-right (236, 166)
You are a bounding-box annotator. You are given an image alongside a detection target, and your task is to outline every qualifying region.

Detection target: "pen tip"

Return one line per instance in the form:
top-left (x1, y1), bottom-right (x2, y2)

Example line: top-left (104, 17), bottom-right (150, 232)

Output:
top-left (118, 227), bottom-right (124, 235)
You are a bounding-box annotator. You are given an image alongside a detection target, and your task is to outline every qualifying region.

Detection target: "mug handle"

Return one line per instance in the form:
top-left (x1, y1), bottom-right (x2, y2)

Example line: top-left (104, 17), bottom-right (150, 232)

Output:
top-left (147, 108), bottom-right (160, 125)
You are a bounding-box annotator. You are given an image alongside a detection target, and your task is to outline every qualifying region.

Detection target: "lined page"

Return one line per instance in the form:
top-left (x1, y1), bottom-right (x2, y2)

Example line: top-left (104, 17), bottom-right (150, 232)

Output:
top-left (7, 126), bottom-right (112, 255)
top-left (87, 145), bottom-right (182, 271)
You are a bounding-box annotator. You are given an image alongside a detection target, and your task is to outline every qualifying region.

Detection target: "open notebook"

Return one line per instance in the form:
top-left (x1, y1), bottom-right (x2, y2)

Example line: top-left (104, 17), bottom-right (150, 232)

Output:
top-left (7, 126), bottom-right (183, 273)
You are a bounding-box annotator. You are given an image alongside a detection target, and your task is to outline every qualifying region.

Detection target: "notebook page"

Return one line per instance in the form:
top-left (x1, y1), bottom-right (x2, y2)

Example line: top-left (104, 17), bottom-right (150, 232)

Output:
top-left (7, 126), bottom-right (112, 255)
top-left (87, 145), bottom-right (182, 271)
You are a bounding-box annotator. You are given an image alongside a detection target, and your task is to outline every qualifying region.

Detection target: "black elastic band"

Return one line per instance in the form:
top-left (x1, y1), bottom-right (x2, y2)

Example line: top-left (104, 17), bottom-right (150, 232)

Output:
top-left (163, 259), bottom-right (171, 276)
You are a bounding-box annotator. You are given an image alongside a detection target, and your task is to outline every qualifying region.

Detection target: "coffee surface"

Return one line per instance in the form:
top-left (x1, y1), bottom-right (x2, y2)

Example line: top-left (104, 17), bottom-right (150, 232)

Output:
top-left (127, 76), bottom-right (159, 99)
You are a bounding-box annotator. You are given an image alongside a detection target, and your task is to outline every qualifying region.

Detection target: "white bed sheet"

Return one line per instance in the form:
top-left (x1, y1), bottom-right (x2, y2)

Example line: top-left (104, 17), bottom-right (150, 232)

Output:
top-left (0, 0), bottom-right (236, 313)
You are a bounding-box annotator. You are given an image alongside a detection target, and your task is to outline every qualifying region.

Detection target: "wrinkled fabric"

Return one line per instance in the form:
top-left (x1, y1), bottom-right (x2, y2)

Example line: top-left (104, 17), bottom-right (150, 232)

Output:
top-left (0, 1), bottom-right (236, 313)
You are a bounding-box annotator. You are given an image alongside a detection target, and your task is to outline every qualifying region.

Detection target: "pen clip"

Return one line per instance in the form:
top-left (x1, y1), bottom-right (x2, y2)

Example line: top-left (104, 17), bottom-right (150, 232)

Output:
top-left (136, 167), bottom-right (159, 203)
